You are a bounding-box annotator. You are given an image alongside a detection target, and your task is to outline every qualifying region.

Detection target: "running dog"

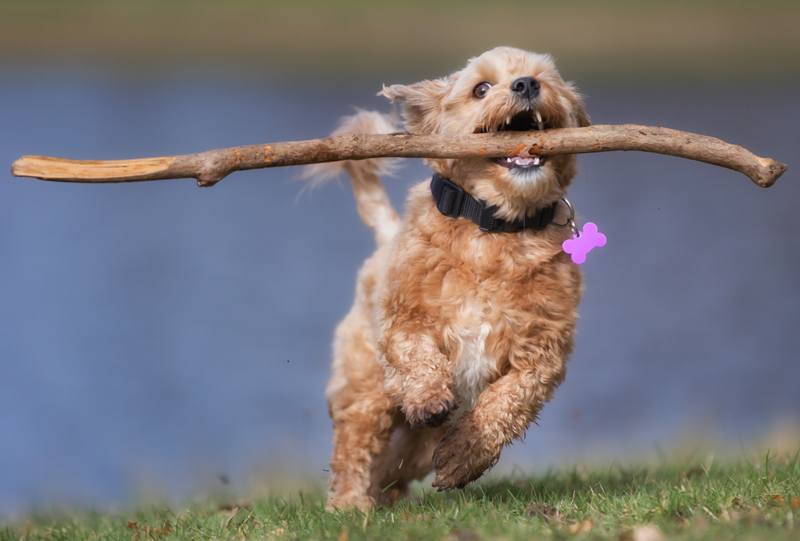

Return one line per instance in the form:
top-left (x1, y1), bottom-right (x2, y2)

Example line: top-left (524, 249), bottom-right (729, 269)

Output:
top-left (310, 46), bottom-right (590, 510)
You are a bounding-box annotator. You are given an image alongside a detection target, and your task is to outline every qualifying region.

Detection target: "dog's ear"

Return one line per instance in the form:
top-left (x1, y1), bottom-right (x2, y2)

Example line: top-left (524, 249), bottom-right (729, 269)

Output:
top-left (562, 83), bottom-right (591, 127)
top-left (574, 99), bottom-right (591, 127)
top-left (379, 78), bottom-right (451, 134)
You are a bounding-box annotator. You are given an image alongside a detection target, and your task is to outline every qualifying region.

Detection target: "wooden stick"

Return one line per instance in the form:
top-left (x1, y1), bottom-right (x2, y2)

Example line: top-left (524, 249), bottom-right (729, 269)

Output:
top-left (11, 124), bottom-right (787, 188)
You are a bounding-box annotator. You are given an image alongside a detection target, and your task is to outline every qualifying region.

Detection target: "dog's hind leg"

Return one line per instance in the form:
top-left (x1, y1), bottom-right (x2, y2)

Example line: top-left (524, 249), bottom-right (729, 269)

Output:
top-left (328, 386), bottom-right (395, 510)
top-left (369, 423), bottom-right (445, 506)
top-left (328, 391), bottom-right (396, 510)
top-left (326, 308), bottom-right (397, 510)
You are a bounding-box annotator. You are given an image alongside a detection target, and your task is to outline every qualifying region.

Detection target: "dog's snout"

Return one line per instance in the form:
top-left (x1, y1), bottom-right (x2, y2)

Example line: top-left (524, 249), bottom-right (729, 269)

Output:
top-left (511, 76), bottom-right (540, 100)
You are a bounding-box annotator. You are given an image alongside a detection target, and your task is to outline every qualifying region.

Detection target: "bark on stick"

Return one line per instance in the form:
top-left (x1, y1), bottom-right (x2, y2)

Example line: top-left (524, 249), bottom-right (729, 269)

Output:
top-left (11, 125), bottom-right (787, 188)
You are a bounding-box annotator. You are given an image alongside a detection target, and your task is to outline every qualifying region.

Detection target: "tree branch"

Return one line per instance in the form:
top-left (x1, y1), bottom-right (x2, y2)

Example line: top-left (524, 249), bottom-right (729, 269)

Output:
top-left (11, 124), bottom-right (787, 188)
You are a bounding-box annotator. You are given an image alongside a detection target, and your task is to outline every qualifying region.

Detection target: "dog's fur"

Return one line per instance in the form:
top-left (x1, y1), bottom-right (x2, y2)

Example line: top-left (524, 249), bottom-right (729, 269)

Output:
top-left (312, 47), bottom-right (589, 510)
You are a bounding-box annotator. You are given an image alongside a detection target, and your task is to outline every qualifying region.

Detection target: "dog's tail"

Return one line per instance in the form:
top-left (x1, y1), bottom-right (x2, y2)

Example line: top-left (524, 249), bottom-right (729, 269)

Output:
top-left (304, 110), bottom-right (401, 246)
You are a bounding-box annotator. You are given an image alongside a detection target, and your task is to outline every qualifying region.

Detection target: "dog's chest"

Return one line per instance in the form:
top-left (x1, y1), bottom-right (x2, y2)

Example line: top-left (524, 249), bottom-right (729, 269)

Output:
top-left (450, 300), bottom-right (498, 408)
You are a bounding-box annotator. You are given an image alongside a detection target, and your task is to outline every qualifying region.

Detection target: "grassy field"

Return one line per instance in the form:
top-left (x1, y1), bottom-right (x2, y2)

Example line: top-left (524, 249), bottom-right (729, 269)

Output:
top-left (2, 451), bottom-right (798, 540)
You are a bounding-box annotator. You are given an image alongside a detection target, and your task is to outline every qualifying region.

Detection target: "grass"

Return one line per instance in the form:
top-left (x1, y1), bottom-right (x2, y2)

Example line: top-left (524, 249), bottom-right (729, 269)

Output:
top-left (2, 451), bottom-right (798, 540)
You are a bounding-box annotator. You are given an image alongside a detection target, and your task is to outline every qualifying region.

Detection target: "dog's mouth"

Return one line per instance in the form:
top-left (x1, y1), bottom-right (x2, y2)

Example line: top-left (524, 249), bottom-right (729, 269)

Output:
top-left (477, 110), bottom-right (548, 171)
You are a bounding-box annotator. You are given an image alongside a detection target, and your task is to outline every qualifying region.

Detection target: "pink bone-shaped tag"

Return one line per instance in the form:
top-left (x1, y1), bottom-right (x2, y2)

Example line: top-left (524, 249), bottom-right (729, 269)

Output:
top-left (562, 222), bottom-right (607, 265)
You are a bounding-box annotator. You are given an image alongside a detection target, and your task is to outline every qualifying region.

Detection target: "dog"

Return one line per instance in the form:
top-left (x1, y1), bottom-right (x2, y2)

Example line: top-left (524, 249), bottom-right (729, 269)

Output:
top-left (309, 46), bottom-right (590, 510)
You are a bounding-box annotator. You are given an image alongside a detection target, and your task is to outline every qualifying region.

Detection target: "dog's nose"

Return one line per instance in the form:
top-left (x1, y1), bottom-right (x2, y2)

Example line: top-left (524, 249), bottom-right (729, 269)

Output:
top-left (511, 77), bottom-right (540, 100)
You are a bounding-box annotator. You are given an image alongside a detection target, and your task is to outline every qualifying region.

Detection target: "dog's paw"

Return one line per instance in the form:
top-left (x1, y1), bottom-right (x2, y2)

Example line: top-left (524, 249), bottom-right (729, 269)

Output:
top-left (400, 384), bottom-right (457, 428)
top-left (432, 422), bottom-right (500, 491)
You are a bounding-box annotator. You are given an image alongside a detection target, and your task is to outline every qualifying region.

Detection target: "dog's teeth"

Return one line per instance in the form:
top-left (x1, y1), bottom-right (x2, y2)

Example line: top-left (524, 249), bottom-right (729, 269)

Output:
top-left (508, 156), bottom-right (535, 167)
top-left (535, 111), bottom-right (544, 131)
top-left (497, 154), bottom-right (544, 168)
top-left (506, 115), bottom-right (511, 125)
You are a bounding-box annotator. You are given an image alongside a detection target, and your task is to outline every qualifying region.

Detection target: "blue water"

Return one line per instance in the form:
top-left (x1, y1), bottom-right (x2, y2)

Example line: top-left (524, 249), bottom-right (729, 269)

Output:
top-left (1, 69), bottom-right (798, 516)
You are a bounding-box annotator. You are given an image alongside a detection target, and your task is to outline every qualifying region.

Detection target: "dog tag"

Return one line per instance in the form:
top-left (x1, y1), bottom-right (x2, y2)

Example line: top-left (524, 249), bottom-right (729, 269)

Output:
top-left (562, 222), bottom-right (607, 265)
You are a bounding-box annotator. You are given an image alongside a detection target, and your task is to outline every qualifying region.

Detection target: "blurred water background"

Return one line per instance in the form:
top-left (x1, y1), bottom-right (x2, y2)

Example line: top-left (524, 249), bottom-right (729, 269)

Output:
top-left (0, 0), bottom-right (798, 518)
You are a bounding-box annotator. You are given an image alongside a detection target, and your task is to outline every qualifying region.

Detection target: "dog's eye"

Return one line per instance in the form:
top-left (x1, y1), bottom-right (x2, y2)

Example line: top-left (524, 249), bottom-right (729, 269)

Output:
top-left (472, 82), bottom-right (492, 99)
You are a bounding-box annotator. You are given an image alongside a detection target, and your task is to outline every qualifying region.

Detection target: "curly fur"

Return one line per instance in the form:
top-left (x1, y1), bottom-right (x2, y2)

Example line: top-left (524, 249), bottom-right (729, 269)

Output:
top-left (312, 47), bottom-right (589, 510)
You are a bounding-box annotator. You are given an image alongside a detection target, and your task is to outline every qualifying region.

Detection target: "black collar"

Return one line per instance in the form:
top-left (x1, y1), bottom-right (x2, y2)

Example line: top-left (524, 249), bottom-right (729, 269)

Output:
top-left (430, 174), bottom-right (558, 233)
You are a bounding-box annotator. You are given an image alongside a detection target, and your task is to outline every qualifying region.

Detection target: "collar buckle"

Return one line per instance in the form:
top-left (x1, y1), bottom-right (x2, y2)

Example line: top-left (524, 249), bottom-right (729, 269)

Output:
top-left (433, 175), bottom-right (465, 218)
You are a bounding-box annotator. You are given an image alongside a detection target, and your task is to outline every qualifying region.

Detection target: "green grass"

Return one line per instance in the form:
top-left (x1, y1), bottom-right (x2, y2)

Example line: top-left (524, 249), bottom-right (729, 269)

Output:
top-left (3, 451), bottom-right (799, 540)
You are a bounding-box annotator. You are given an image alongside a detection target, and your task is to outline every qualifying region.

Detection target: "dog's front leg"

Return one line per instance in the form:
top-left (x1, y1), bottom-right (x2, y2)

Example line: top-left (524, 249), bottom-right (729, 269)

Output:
top-left (432, 357), bottom-right (566, 490)
top-left (383, 329), bottom-right (457, 428)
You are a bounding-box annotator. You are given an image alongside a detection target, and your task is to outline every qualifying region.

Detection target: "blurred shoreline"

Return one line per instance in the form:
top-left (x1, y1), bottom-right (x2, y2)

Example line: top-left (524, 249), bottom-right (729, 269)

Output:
top-left (1, 1), bottom-right (799, 82)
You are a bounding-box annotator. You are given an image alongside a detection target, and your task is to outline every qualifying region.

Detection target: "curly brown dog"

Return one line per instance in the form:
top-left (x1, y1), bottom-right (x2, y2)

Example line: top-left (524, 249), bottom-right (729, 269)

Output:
top-left (309, 46), bottom-right (590, 510)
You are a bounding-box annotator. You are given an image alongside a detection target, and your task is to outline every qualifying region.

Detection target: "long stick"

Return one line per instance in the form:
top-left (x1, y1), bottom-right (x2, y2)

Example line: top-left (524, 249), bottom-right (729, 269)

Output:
top-left (11, 125), bottom-right (787, 188)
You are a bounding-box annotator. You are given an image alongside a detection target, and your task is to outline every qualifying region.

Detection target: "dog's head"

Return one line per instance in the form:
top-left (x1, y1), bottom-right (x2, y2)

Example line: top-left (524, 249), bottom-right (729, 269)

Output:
top-left (381, 46), bottom-right (589, 219)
